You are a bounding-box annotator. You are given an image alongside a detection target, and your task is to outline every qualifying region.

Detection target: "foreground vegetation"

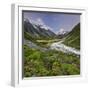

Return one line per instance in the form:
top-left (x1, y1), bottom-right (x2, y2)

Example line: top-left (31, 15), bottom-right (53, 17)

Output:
top-left (24, 45), bottom-right (80, 77)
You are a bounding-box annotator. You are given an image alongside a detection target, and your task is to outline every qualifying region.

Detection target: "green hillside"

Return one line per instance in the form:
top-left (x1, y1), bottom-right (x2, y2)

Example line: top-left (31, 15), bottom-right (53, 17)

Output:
top-left (63, 23), bottom-right (80, 50)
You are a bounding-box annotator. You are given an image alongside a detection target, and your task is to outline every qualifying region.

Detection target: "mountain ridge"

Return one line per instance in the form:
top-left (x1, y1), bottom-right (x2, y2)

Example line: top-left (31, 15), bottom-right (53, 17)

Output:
top-left (24, 18), bottom-right (56, 39)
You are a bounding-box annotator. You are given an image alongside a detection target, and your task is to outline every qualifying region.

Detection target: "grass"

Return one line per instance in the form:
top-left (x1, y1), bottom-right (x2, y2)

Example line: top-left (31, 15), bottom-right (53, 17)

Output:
top-left (36, 39), bottom-right (61, 48)
top-left (36, 39), bottom-right (61, 43)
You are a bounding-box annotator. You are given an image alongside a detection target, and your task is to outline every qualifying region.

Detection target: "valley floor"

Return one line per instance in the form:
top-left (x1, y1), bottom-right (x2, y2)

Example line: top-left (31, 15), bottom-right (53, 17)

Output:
top-left (24, 39), bottom-right (80, 56)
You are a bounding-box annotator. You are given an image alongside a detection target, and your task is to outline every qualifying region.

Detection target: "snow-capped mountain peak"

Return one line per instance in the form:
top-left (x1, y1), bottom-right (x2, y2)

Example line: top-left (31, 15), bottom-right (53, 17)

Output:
top-left (25, 18), bottom-right (53, 31)
top-left (57, 28), bottom-right (67, 35)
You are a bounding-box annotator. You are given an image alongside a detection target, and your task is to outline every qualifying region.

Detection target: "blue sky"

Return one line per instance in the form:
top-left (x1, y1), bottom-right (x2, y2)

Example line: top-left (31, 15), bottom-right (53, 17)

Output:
top-left (23, 11), bottom-right (80, 34)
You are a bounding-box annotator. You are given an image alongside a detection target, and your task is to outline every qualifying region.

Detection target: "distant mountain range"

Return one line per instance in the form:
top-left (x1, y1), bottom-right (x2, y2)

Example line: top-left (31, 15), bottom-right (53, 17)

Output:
top-left (24, 19), bottom-right (56, 39)
top-left (24, 18), bottom-right (80, 50)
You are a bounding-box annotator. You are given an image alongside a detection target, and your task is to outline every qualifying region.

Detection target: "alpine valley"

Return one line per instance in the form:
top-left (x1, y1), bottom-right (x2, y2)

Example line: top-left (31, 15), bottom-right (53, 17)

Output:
top-left (24, 18), bottom-right (80, 77)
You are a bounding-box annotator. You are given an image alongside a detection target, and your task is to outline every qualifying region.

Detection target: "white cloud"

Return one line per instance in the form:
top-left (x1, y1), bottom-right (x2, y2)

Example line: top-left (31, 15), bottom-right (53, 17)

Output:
top-left (36, 18), bottom-right (44, 26)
